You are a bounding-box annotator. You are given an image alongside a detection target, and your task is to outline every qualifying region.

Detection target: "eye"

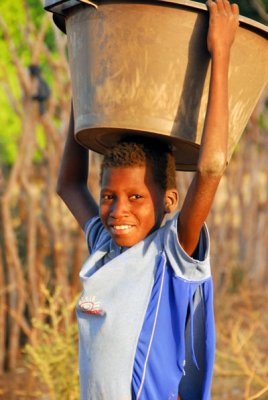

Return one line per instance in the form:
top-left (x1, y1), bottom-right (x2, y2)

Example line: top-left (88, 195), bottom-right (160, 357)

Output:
top-left (129, 194), bottom-right (143, 200)
top-left (101, 194), bottom-right (114, 201)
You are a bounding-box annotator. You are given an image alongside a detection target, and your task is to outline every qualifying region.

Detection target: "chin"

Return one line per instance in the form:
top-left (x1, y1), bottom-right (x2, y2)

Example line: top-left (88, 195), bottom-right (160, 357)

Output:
top-left (112, 236), bottom-right (140, 248)
top-left (114, 240), bottom-right (135, 248)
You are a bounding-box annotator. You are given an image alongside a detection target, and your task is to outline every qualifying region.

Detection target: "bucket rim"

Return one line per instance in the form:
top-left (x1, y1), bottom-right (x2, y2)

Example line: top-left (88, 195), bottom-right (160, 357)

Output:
top-left (75, 126), bottom-right (201, 171)
top-left (49, 0), bottom-right (268, 38)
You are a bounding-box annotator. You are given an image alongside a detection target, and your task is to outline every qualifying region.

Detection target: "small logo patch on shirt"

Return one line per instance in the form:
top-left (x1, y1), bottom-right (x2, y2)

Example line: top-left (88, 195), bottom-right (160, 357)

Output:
top-left (78, 295), bottom-right (105, 315)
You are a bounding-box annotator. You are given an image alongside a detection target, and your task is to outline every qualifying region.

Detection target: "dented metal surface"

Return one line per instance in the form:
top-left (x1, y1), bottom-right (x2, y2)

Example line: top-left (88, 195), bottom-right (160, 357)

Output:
top-left (45, 0), bottom-right (268, 170)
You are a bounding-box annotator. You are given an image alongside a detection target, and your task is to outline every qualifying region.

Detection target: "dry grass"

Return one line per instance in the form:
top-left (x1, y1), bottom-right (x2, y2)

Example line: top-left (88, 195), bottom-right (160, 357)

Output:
top-left (213, 286), bottom-right (268, 399)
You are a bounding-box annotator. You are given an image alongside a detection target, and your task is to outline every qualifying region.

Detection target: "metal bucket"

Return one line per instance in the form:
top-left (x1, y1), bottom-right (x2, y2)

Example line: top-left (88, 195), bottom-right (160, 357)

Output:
top-left (46, 0), bottom-right (268, 170)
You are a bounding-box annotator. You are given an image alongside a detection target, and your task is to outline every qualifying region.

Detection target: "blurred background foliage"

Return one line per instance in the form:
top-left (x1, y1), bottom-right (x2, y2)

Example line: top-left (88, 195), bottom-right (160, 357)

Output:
top-left (0, 0), bottom-right (58, 165)
top-left (0, 1), bottom-right (267, 399)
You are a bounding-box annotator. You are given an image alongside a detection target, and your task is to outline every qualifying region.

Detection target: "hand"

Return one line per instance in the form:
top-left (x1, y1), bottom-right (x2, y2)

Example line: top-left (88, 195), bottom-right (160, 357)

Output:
top-left (206, 0), bottom-right (239, 57)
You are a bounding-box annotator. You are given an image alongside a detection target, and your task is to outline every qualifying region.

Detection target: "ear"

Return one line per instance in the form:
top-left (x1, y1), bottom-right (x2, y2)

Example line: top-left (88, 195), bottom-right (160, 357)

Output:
top-left (164, 189), bottom-right (179, 213)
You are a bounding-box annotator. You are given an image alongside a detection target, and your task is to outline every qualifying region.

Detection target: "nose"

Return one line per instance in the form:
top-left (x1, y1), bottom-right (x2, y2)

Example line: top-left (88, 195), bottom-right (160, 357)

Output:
top-left (109, 197), bottom-right (129, 218)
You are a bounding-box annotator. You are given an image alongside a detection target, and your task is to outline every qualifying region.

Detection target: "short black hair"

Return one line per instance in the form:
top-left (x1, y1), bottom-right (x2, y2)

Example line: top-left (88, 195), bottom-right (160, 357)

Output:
top-left (100, 137), bottom-right (177, 191)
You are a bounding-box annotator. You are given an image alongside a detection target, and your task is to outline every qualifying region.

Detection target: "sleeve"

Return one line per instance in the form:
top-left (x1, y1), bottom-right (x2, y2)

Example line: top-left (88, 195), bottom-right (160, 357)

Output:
top-left (163, 212), bottom-right (211, 281)
top-left (84, 216), bottom-right (108, 254)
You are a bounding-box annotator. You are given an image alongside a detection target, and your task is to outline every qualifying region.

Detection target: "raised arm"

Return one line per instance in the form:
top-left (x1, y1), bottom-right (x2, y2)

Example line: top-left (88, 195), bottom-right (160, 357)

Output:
top-left (57, 104), bottom-right (99, 229)
top-left (178, 0), bottom-right (239, 256)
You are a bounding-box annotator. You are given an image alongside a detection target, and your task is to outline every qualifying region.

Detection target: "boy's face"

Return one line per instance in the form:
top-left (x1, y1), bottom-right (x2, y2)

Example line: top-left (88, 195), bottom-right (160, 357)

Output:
top-left (100, 164), bottom-right (167, 247)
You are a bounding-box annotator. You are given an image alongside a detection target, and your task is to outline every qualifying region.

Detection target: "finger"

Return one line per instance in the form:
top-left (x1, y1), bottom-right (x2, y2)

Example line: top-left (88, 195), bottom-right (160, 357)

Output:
top-left (223, 0), bottom-right (232, 14)
top-left (206, 0), bottom-right (217, 14)
top-left (206, 0), bottom-right (215, 9)
top-left (231, 3), bottom-right (240, 18)
top-left (215, 0), bottom-right (225, 13)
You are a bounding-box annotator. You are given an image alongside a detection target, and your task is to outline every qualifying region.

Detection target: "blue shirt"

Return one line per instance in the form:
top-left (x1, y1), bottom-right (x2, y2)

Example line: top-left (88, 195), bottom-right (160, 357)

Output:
top-left (77, 212), bottom-right (215, 399)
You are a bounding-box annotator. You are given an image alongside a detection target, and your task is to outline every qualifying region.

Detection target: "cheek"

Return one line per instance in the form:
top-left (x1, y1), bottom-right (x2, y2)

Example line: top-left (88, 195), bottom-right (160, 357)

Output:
top-left (99, 204), bottom-right (108, 222)
top-left (152, 194), bottom-right (165, 213)
top-left (138, 203), bottom-right (159, 225)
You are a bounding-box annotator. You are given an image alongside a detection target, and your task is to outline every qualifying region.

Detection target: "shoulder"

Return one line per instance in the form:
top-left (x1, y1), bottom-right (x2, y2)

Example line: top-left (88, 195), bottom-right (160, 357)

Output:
top-left (162, 212), bottom-right (211, 281)
top-left (84, 216), bottom-right (110, 253)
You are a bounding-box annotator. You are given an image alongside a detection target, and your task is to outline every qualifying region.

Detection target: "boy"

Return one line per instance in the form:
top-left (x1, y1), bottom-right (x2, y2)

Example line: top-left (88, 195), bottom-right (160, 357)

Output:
top-left (57, 1), bottom-right (239, 399)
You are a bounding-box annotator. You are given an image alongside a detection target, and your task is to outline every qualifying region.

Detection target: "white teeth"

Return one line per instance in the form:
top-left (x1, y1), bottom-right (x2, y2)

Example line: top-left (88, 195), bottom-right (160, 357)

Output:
top-left (112, 225), bottom-right (132, 230)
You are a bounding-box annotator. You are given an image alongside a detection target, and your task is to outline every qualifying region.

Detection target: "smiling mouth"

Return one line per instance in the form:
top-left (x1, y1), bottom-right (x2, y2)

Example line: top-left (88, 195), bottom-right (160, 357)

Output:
top-left (109, 225), bottom-right (134, 234)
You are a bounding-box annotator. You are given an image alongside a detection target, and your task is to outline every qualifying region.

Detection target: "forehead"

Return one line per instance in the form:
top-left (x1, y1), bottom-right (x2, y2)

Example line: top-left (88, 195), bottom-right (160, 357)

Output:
top-left (101, 163), bottom-right (159, 190)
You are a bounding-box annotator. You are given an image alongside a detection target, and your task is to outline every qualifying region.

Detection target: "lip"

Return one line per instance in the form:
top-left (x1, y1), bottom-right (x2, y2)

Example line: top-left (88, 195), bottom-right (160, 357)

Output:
top-left (108, 224), bottom-right (135, 235)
